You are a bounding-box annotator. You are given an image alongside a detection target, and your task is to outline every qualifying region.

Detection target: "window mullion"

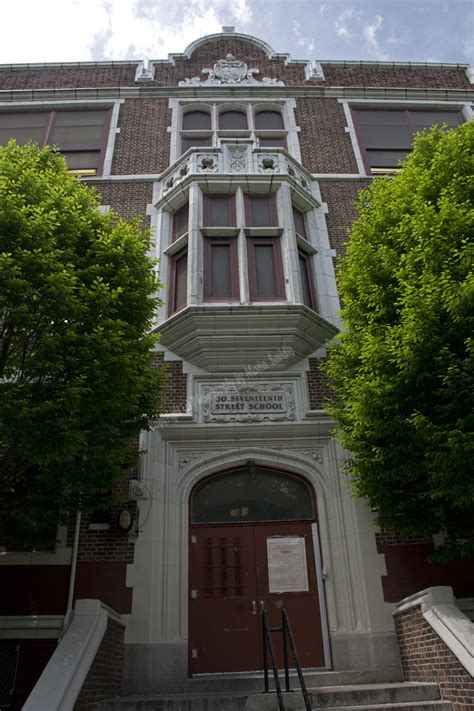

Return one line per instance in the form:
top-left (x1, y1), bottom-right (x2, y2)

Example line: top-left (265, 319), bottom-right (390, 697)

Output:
top-left (235, 187), bottom-right (249, 305)
top-left (44, 110), bottom-right (56, 147)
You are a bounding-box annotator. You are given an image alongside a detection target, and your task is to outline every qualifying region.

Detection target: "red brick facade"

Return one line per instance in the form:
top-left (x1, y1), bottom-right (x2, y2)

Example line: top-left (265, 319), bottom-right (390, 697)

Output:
top-left (394, 604), bottom-right (474, 711)
top-left (74, 616), bottom-right (125, 711)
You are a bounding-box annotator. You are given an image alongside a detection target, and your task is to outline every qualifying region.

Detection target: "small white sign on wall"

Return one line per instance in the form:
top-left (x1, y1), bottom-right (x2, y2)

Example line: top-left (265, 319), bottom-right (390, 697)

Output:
top-left (267, 537), bottom-right (309, 593)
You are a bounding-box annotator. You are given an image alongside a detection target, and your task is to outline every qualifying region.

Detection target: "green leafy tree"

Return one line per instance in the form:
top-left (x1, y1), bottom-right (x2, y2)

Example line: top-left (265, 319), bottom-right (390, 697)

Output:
top-left (326, 122), bottom-right (474, 561)
top-left (0, 141), bottom-right (165, 548)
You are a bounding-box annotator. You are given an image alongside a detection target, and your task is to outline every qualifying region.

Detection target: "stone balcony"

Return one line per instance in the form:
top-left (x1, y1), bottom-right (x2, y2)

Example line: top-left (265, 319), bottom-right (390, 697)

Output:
top-left (156, 144), bottom-right (316, 206)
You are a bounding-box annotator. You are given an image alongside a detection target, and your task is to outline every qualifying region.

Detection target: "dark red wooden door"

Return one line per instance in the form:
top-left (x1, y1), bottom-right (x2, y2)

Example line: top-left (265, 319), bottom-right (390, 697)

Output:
top-left (189, 522), bottom-right (325, 674)
top-left (254, 522), bottom-right (325, 669)
top-left (188, 525), bottom-right (262, 673)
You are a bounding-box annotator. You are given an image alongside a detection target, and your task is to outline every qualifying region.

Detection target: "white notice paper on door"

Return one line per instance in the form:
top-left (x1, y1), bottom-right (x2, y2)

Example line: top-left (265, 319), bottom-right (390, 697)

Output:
top-left (267, 537), bottom-right (309, 593)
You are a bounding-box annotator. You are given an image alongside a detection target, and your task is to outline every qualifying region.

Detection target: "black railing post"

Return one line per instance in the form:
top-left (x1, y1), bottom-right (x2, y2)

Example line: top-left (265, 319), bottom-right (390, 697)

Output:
top-left (282, 610), bottom-right (312, 711)
top-left (282, 611), bottom-right (290, 692)
top-left (261, 609), bottom-right (285, 711)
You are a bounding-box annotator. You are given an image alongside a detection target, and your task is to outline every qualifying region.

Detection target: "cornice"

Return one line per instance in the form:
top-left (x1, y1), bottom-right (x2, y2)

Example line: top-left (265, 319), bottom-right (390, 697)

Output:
top-left (0, 85), bottom-right (473, 103)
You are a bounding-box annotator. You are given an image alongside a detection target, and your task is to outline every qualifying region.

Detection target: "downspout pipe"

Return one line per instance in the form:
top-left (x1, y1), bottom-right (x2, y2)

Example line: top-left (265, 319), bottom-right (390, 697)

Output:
top-left (61, 511), bottom-right (81, 637)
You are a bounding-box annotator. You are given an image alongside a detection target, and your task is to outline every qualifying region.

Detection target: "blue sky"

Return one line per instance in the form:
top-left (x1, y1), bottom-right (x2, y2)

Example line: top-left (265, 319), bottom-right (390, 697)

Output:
top-left (1, 0), bottom-right (473, 65)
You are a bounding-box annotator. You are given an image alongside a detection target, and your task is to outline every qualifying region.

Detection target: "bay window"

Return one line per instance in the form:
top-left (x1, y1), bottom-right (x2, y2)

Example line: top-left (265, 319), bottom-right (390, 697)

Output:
top-left (247, 237), bottom-right (285, 301)
top-left (298, 249), bottom-right (317, 310)
top-left (169, 248), bottom-right (188, 314)
top-left (203, 237), bottom-right (239, 301)
top-left (245, 195), bottom-right (277, 227)
top-left (172, 203), bottom-right (189, 241)
top-left (204, 195), bottom-right (236, 227)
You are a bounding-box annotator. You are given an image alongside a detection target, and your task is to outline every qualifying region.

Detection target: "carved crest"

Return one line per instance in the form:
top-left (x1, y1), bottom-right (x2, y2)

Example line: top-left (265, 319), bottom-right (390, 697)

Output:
top-left (179, 54), bottom-right (284, 87)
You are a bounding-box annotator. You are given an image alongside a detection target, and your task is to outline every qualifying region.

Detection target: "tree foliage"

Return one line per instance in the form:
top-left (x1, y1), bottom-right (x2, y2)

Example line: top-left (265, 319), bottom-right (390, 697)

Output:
top-left (326, 123), bottom-right (474, 561)
top-left (0, 141), bottom-right (165, 548)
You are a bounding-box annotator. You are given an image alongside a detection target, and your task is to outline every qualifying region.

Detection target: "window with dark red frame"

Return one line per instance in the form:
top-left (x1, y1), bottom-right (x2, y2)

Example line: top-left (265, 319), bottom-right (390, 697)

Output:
top-left (0, 108), bottom-right (111, 174)
top-left (181, 110), bottom-right (213, 154)
top-left (352, 108), bottom-right (463, 173)
top-left (247, 237), bottom-right (285, 301)
top-left (245, 195), bottom-right (277, 227)
top-left (218, 110), bottom-right (248, 130)
top-left (169, 248), bottom-right (188, 314)
top-left (255, 110), bottom-right (287, 149)
top-left (172, 203), bottom-right (189, 241)
top-left (203, 195), bottom-right (236, 227)
top-left (204, 237), bottom-right (239, 301)
top-left (293, 206), bottom-right (307, 239)
top-left (298, 249), bottom-right (317, 310)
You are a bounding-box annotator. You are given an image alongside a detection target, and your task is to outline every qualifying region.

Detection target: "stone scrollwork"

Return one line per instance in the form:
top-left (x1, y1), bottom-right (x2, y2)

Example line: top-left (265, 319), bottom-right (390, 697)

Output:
top-left (179, 54), bottom-right (284, 87)
top-left (227, 146), bottom-right (248, 173)
top-left (292, 449), bottom-right (324, 466)
top-left (178, 451), bottom-right (217, 472)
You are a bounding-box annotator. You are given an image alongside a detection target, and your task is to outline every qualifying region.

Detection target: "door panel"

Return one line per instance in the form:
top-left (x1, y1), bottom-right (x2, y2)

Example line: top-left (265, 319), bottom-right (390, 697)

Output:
top-left (254, 522), bottom-right (325, 669)
top-left (189, 526), bottom-right (261, 673)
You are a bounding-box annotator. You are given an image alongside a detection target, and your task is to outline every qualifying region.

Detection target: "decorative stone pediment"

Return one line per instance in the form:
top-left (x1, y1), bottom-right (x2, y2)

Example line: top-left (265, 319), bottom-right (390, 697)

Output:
top-left (179, 54), bottom-right (284, 87)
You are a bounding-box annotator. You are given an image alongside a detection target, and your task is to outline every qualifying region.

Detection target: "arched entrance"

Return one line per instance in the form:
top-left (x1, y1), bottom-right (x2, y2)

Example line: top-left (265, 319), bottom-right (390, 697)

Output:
top-left (188, 463), bottom-right (326, 674)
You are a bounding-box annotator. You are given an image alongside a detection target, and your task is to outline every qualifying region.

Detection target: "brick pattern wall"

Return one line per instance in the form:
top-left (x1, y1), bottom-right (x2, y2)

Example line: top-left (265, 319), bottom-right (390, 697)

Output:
top-left (322, 64), bottom-right (471, 89)
top-left (74, 616), bottom-right (125, 711)
top-left (0, 65), bottom-right (137, 90)
top-left (296, 99), bottom-right (358, 174)
top-left (93, 181), bottom-right (153, 223)
top-left (394, 604), bottom-right (474, 711)
top-left (111, 99), bottom-right (171, 175)
top-left (307, 357), bottom-right (333, 409)
top-left (154, 354), bottom-right (187, 413)
top-left (318, 179), bottom-right (371, 259)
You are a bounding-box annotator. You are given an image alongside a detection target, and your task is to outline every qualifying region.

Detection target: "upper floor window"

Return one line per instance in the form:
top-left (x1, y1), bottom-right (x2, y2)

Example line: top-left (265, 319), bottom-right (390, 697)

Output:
top-left (169, 247), bottom-right (188, 315)
top-left (203, 237), bottom-right (239, 301)
top-left (352, 108), bottom-right (463, 174)
top-left (245, 195), bottom-right (278, 227)
top-left (178, 104), bottom-right (289, 155)
top-left (181, 110), bottom-right (213, 154)
top-left (172, 203), bottom-right (189, 241)
top-left (247, 237), bottom-right (285, 301)
top-left (219, 110), bottom-right (248, 130)
top-left (298, 248), bottom-right (317, 310)
top-left (292, 206), bottom-right (307, 240)
top-left (0, 109), bottom-right (111, 175)
top-left (204, 195), bottom-right (236, 227)
top-left (255, 110), bottom-right (287, 149)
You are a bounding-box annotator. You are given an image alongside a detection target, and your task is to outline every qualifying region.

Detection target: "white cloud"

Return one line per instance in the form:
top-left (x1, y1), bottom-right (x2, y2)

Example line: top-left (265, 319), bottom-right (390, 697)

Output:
top-left (0, 0), bottom-right (255, 63)
top-left (335, 9), bottom-right (354, 40)
top-left (293, 20), bottom-right (315, 54)
top-left (363, 14), bottom-right (388, 60)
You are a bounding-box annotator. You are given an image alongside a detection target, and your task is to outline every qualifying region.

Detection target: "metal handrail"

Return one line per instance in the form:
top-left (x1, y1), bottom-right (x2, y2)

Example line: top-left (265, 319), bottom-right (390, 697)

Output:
top-left (261, 607), bottom-right (312, 711)
top-left (261, 608), bottom-right (285, 711)
top-left (282, 609), bottom-right (312, 711)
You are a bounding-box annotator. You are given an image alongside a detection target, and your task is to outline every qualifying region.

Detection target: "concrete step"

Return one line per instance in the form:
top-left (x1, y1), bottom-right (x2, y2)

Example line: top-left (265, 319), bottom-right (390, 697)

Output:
top-left (101, 682), bottom-right (452, 710)
top-left (123, 670), bottom-right (403, 696)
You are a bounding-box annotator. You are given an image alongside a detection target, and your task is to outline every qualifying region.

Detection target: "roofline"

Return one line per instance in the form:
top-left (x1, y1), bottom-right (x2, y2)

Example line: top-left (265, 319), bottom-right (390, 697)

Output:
top-left (0, 57), bottom-right (469, 73)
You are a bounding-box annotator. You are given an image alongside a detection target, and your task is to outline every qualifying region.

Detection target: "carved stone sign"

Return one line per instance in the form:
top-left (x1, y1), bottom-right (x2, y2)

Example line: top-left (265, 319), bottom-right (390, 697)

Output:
top-left (202, 382), bottom-right (295, 423)
top-left (179, 53), bottom-right (284, 87)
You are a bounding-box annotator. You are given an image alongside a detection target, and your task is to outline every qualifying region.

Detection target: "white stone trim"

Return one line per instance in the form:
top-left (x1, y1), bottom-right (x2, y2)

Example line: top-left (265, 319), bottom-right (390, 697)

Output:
top-left (340, 100), bottom-right (367, 177)
top-left (102, 99), bottom-right (124, 177)
top-left (23, 599), bottom-right (124, 711)
top-left (126, 425), bottom-right (391, 651)
top-left (394, 586), bottom-right (474, 676)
